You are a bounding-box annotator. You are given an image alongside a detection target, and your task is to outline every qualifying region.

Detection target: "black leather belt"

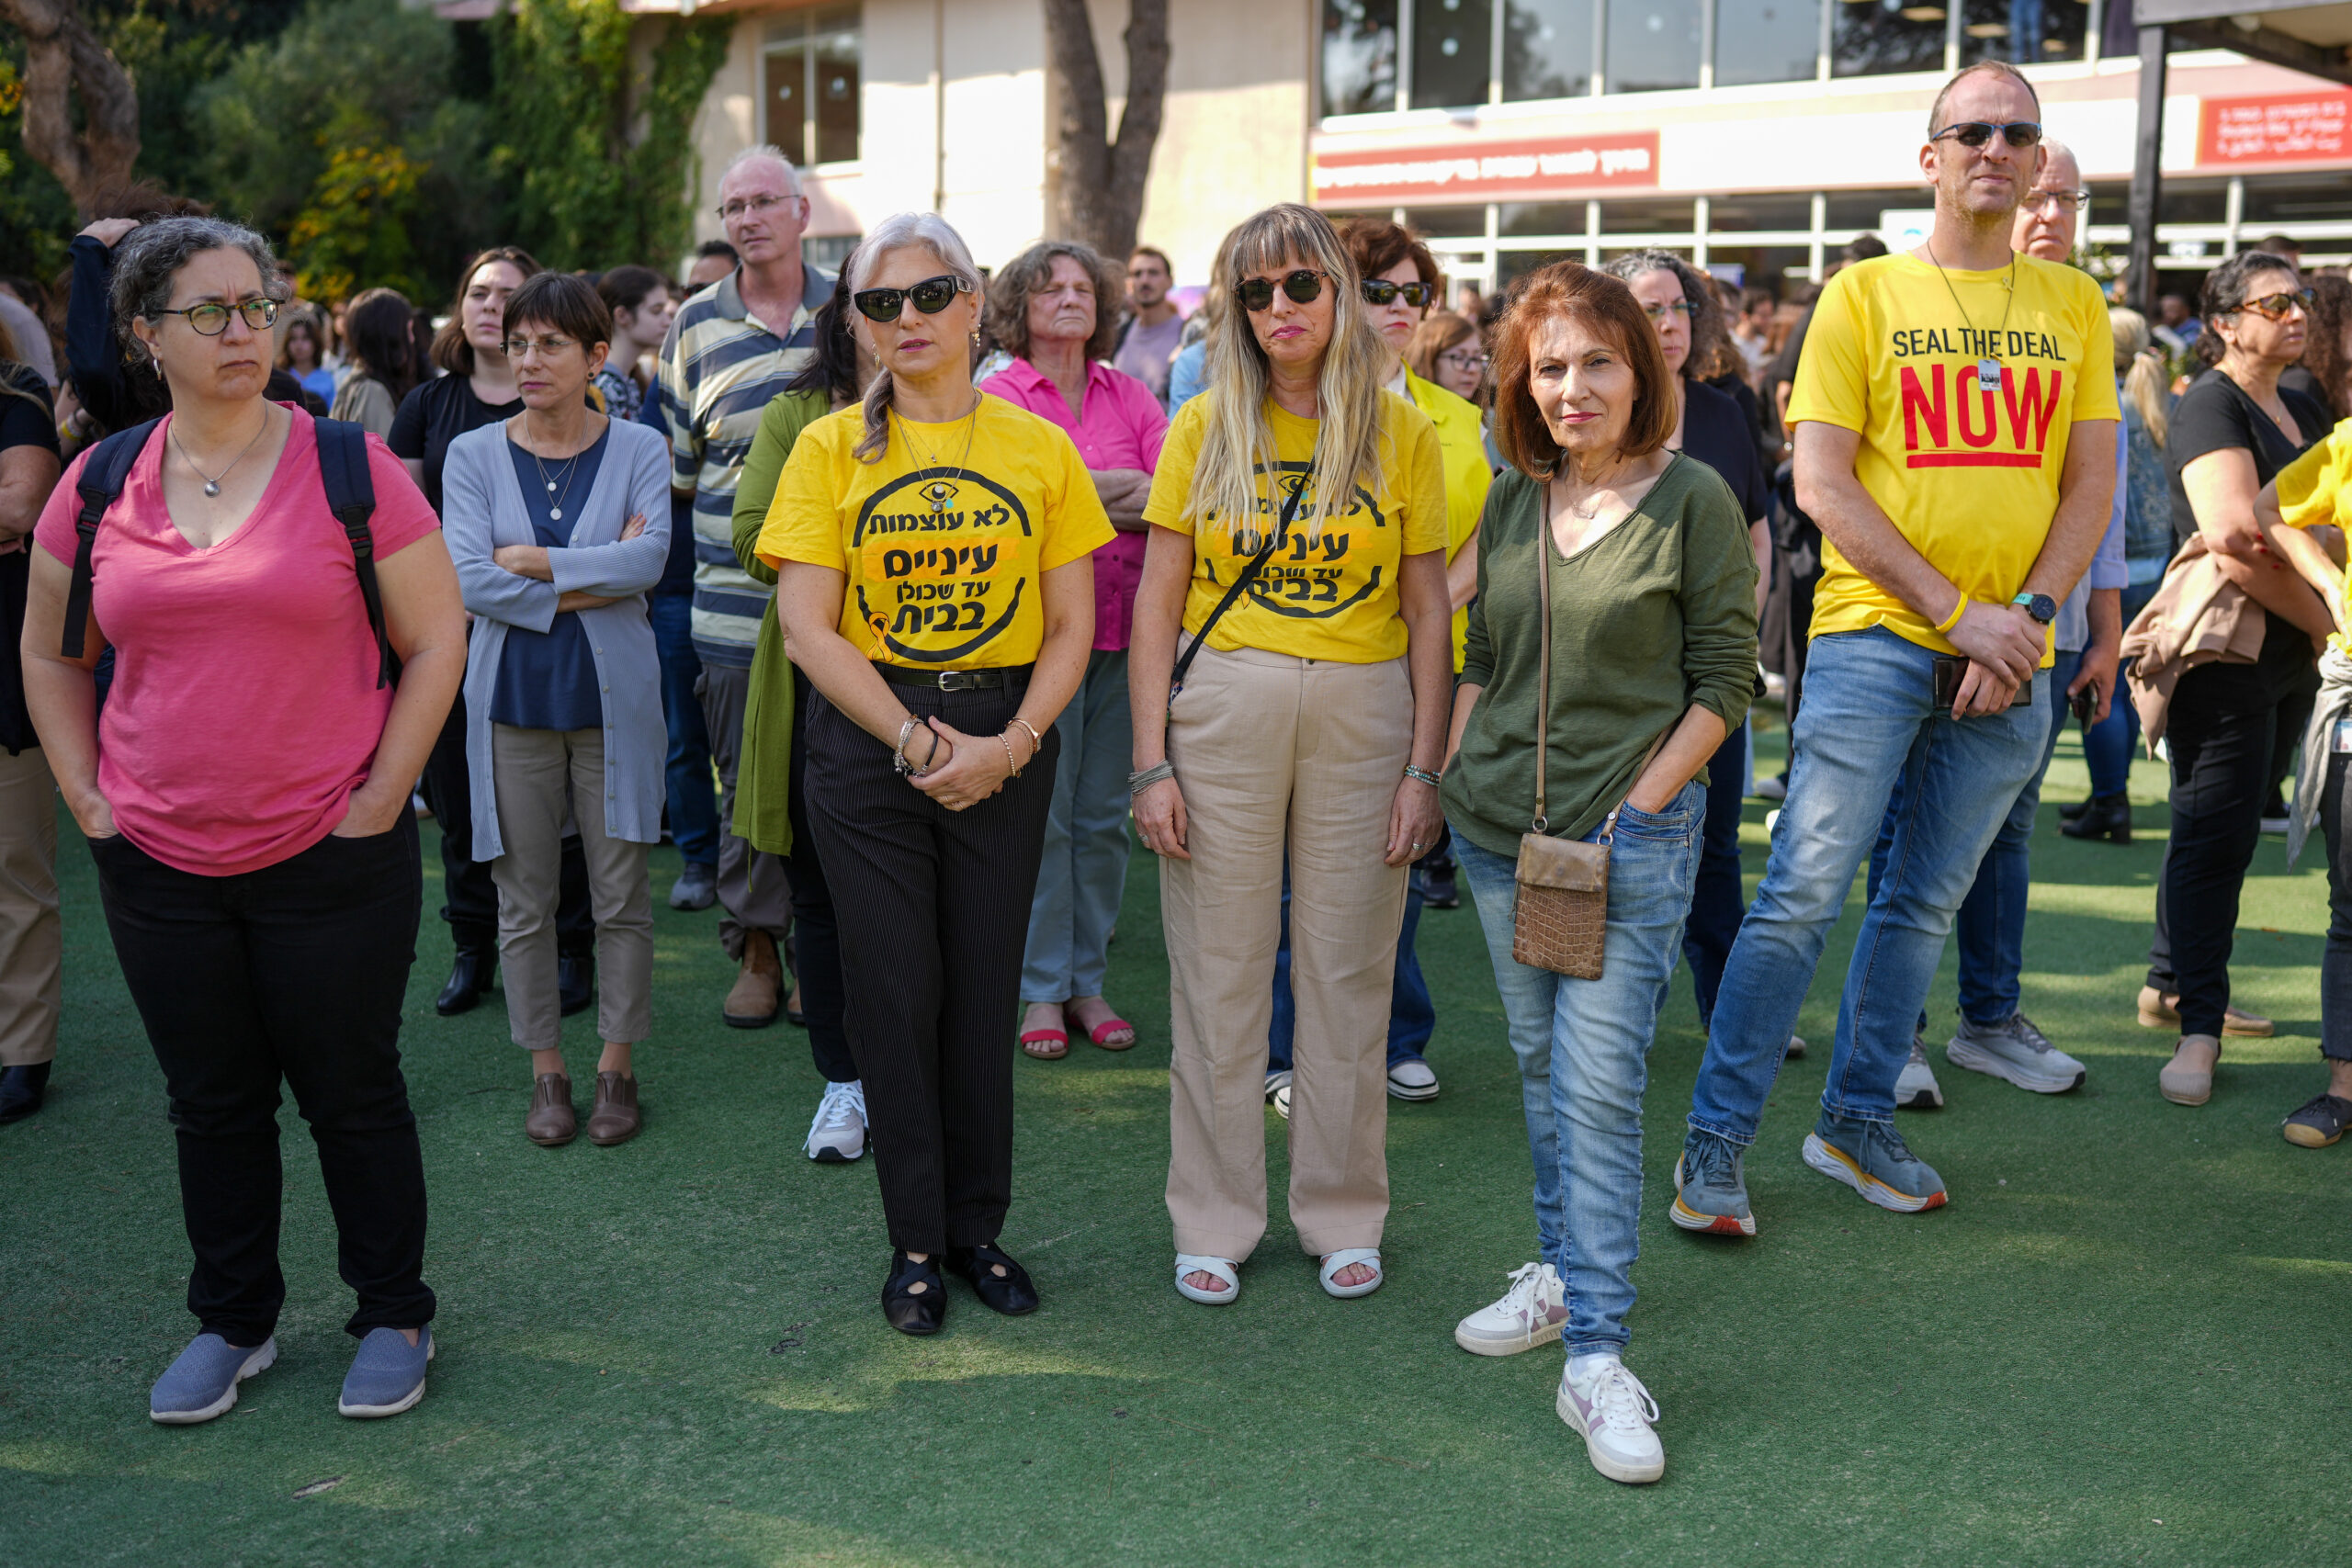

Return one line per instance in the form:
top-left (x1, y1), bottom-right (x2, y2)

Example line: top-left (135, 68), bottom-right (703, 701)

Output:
top-left (873, 661), bottom-right (1031, 692)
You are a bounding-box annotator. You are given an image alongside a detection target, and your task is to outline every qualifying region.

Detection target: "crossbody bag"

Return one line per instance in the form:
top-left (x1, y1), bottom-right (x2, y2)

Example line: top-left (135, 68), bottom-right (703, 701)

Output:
top-left (1167, 467), bottom-right (1312, 707)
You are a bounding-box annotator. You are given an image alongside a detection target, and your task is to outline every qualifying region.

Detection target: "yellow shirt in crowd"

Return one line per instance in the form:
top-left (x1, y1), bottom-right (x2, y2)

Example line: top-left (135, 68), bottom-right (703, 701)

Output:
top-left (1401, 368), bottom-right (1492, 671)
top-left (1143, 390), bottom-right (1450, 664)
top-left (1788, 252), bottom-right (2120, 666)
top-left (758, 396), bottom-right (1114, 669)
top-left (2276, 417), bottom-right (2352, 655)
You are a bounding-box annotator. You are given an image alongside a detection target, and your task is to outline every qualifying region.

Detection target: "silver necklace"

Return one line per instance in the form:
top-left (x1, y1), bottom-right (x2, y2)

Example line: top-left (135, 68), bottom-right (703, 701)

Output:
top-left (523, 423), bottom-right (586, 521)
top-left (893, 397), bottom-right (982, 510)
top-left (1922, 241), bottom-right (2017, 392)
top-left (171, 412), bottom-right (270, 499)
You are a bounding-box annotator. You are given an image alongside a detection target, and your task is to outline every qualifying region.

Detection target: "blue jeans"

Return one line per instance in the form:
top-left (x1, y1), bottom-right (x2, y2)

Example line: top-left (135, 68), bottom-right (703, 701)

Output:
top-left (1866, 647), bottom-right (2078, 1027)
top-left (1453, 779), bottom-right (1703, 1357)
top-left (1022, 649), bottom-right (1135, 1003)
top-left (2082, 579), bottom-right (2160, 797)
top-left (1690, 628), bottom-right (2050, 1141)
top-left (1682, 718), bottom-right (1751, 1031)
top-left (1268, 875), bottom-right (1433, 1073)
top-left (650, 590), bottom-right (718, 870)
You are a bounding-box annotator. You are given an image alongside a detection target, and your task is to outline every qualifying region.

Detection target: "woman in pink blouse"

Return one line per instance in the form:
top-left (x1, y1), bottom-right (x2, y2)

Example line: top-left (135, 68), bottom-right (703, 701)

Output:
top-left (980, 241), bottom-right (1169, 1059)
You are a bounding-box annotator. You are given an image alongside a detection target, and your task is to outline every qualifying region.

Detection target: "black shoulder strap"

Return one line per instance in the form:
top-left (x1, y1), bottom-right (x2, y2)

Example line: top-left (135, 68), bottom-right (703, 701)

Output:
top-left (62, 417), bottom-right (162, 659)
top-left (313, 417), bottom-right (394, 689)
top-left (1168, 468), bottom-right (1312, 701)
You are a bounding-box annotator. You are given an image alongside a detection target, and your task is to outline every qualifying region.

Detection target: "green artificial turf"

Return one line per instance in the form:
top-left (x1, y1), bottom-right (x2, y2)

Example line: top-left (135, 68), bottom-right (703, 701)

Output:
top-left (4, 711), bottom-right (2349, 1566)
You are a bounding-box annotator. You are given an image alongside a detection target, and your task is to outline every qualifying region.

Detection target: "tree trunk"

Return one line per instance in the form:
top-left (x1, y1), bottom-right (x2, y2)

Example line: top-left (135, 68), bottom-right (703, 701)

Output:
top-left (1041, 0), bottom-right (1170, 262)
top-left (1, 0), bottom-right (141, 219)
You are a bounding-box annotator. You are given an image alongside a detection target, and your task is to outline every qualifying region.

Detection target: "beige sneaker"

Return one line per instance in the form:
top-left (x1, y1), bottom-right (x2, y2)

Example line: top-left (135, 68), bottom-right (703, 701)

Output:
top-left (2158, 1033), bottom-right (2221, 1107)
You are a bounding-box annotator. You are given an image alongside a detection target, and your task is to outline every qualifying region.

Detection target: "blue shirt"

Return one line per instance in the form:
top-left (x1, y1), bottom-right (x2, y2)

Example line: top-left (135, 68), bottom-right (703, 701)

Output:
top-left (490, 429), bottom-right (609, 731)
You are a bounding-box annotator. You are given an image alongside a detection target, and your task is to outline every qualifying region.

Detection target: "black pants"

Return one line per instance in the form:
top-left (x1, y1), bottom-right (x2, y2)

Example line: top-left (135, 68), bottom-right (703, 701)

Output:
top-left (2320, 749), bottom-right (2352, 1065)
top-left (803, 673), bottom-right (1057, 1254)
top-left (1683, 717), bottom-right (1749, 1030)
top-left (91, 816), bottom-right (435, 1343)
top-left (421, 684), bottom-right (593, 959)
top-left (787, 665), bottom-right (854, 1083)
top-left (2147, 659), bottom-right (2313, 1037)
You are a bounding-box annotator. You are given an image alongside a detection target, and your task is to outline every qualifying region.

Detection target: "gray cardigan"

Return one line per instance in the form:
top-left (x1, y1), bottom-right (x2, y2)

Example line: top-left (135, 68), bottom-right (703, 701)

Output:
top-left (441, 416), bottom-right (673, 862)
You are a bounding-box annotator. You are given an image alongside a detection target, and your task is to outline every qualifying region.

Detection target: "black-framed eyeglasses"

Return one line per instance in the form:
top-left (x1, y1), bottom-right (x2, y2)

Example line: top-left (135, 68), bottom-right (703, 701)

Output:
top-left (2233, 288), bottom-right (2316, 321)
top-left (1931, 120), bottom-right (2043, 151)
top-left (852, 274), bottom-right (971, 322)
top-left (500, 334), bottom-right (579, 358)
top-left (1362, 278), bottom-right (1435, 309)
top-left (1436, 347), bottom-right (1488, 371)
top-left (1234, 269), bottom-right (1329, 312)
top-left (153, 299), bottom-right (279, 336)
top-left (1641, 299), bottom-right (1698, 324)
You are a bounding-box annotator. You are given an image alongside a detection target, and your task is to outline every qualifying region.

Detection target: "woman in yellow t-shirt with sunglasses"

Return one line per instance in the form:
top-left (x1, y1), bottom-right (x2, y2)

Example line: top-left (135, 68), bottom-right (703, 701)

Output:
top-left (1128, 203), bottom-right (1453, 1309)
top-left (763, 213), bottom-right (1111, 1338)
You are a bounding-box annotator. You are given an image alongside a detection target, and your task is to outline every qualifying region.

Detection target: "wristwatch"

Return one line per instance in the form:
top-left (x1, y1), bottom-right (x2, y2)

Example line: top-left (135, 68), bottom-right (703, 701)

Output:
top-left (2011, 592), bottom-right (2057, 626)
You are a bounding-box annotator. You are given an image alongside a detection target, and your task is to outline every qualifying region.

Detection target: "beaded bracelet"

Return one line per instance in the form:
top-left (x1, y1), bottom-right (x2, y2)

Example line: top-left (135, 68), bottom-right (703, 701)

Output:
top-left (1403, 765), bottom-right (1443, 788)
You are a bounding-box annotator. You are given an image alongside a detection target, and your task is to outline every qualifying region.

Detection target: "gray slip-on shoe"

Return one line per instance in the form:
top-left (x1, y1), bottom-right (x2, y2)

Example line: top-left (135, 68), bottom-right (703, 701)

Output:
top-left (151, 1333), bottom-right (277, 1426)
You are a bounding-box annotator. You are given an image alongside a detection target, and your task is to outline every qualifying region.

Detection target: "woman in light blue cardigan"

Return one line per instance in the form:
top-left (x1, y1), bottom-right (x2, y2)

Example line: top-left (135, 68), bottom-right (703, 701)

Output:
top-left (441, 273), bottom-right (672, 1150)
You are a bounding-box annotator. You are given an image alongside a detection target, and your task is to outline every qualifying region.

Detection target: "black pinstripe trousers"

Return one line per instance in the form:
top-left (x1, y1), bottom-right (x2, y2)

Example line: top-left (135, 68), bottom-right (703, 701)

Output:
top-left (803, 672), bottom-right (1058, 1254)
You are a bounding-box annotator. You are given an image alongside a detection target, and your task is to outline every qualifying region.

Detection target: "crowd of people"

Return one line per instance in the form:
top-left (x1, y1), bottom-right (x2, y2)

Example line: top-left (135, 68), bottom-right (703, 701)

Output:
top-left (1, 56), bottom-right (2348, 1486)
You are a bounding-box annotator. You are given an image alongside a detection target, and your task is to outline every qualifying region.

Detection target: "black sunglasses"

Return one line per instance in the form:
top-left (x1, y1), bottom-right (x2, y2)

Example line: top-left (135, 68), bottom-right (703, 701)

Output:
top-left (852, 274), bottom-right (969, 323)
top-left (1234, 269), bottom-right (1329, 312)
top-left (1362, 278), bottom-right (1436, 310)
top-left (1931, 120), bottom-right (2043, 151)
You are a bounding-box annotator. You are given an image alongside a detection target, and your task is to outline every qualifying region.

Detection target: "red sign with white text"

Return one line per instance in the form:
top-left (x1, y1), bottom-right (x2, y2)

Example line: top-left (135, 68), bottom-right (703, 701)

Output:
top-left (2198, 91), bottom-right (2352, 165)
top-left (1311, 132), bottom-right (1660, 207)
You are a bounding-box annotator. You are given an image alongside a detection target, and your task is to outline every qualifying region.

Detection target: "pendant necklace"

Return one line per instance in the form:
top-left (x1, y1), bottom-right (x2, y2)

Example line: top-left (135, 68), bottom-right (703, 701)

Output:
top-left (171, 412), bottom-right (271, 499)
top-left (895, 395), bottom-right (981, 477)
top-left (531, 437), bottom-right (582, 522)
top-left (1923, 241), bottom-right (2017, 392)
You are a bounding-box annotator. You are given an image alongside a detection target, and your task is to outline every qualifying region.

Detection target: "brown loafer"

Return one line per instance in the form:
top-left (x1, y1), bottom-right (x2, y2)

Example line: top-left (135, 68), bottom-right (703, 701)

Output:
top-left (526, 1072), bottom-right (576, 1146)
top-left (724, 930), bottom-right (783, 1029)
top-left (2136, 986), bottom-right (2273, 1037)
top-left (587, 1071), bottom-right (641, 1145)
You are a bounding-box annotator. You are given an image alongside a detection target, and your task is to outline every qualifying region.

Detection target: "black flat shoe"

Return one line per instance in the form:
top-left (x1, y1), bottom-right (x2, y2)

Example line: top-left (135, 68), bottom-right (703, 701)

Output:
top-left (946, 1243), bottom-right (1039, 1315)
top-left (0, 1061), bottom-right (51, 1123)
top-left (435, 951), bottom-right (494, 1017)
top-left (558, 953), bottom-right (594, 1017)
top-left (882, 1251), bottom-right (945, 1336)
top-left (2060, 793), bottom-right (2132, 845)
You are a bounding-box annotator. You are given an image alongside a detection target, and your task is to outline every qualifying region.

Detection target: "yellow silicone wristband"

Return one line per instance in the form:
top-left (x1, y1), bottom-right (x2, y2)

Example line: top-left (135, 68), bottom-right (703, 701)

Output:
top-left (1933, 597), bottom-right (1969, 636)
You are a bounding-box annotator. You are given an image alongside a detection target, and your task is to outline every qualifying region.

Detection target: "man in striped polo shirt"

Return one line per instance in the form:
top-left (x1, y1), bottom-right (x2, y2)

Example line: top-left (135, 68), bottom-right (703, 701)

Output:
top-left (656, 144), bottom-right (832, 1029)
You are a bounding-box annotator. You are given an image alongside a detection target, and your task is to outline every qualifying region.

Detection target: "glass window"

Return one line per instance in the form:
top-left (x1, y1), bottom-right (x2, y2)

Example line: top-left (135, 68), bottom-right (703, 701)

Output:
top-left (764, 4), bottom-right (861, 167)
top-left (1505, 0), bottom-right (1594, 101)
top-left (1713, 0), bottom-right (1820, 88)
top-left (1833, 0), bottom-right (1947, 80)
top-left (815, 12), bottom-right (861, 164)
top-left (1606, 0), bottom-right (1702, 93)
top-left (2241, 175), bottom-right (2352, 227)
top-left (1961, 0), bottom-right (2086, 63)
top-left (2085, 181), bottom-right (2130, 229)
top-left (1823, 186), bottom-right (1924, 231)
top-left (1709, 193), bottom-right (1815, 232)
top-left (2160, 181), bottom-right (2230, 226)
top-left (1322, 0), bottom-right (1400, 116)
top-left (1595, 197), bottom-right (1693, 235)
top-left (1500, 201), bottom-right (1588, 236)
top-left (1702, 244), bottom-right (1813, 299)
top-left (1500, 248), bottom-right (1582, 291)
top-left (763, 46), bottom-right (808, 169)
top-left (1404, 205), bottom-right (1489, 238)
top-left (1413, 0), bottom-right (1494, 109)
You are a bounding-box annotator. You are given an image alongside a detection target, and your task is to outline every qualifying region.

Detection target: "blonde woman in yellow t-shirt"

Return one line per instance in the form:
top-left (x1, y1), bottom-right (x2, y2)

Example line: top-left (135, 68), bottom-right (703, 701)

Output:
top-left (764, 214), bottom-right (1113, 1337)
top-left (1128, 203), bottom-right (1453, 1308)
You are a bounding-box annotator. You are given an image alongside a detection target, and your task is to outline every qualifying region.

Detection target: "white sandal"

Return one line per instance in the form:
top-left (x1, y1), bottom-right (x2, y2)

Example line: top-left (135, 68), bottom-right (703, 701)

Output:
top-left (1173, 1254), bottom-right (1239, 1305)
top-left (1319, 1247), bottom-right (1383, 1299)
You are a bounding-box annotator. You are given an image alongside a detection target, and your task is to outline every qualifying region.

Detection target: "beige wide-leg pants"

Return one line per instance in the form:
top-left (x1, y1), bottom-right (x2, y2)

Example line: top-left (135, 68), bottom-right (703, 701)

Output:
top-left (0, 746), bottom-right (59, 1067)
top-left (1161, 643), bottom-right (1411, 1261)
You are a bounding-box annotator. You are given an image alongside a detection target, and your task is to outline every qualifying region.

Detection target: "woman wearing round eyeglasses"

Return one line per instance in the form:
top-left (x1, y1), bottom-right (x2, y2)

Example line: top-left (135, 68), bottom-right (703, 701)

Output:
top-left (441, 272), bottom-right (672, 1149)
top-left (22, 218), bottom-right (467, 1424)
top-left (1129, 203), bottom-right (1452, 1307)
top-left (2141, 251), bottom-right (2335, 1105)
top-left (1409, 310), bottom-right (1491, 408)
top-left (763, 213), bottom-right (1111, 1337)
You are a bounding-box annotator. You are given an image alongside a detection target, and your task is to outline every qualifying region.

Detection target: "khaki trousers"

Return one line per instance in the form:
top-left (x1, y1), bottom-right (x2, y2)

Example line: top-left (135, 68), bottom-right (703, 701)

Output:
top-left (0, 747), bottom-right (58, 1066)
top-left (489, 726), bottom-right (654, 1052)
top-left (1162, 644), bottom-right (1411, 1260)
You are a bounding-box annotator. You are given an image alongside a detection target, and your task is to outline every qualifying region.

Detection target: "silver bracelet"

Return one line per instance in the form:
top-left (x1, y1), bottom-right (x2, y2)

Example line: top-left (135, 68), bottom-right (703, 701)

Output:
top-left (895, 717), bottom-right (941, 778)
top-left (1128, 761), bottom-right (1176, 796)
top-left (1403, 765), bottom-right (1443, 788)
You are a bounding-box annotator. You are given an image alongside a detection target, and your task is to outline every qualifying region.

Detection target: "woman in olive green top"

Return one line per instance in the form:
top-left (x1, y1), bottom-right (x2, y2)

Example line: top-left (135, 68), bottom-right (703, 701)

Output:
top-left (1438, 261), bottom-right (1755, 1487)
top-left (729, 274), bottom-right (870, 1165)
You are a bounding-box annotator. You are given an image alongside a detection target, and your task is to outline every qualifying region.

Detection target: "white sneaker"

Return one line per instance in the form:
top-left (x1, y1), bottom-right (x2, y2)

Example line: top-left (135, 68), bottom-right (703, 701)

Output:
top-left (1946, 1010), bottom-right (2086, 1093)
top-left (1556, 1355), bottom-right (1665, 1483)
top-left (1453, 1262), bottom-right (1566, 1357)
top-left (1755, 774), bottom-right (1788, 803)
top-left (804, 1079), bottom-right (866, 1162)
top-left (1895, 1034), bottom-right (1943, 1110)
top-left (1266, 1069), bottom-right (1293, 1122)
top-left (1272, 1082), bottom-right (1291, 1121)
top-left (1386, 1058), bottom-right (1440, 1101)
top-left (1784, 1033), bottom-right (1807, 1060)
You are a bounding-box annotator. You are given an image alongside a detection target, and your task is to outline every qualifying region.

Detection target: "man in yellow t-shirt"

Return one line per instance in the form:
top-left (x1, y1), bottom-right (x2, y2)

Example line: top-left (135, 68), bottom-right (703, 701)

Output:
top-left (1678, 61), bottom-right (2120, 1235)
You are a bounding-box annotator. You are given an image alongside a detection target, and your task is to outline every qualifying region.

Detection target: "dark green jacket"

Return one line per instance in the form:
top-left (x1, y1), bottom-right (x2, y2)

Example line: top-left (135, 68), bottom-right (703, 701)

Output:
top-left (728, 388), bottom-right (831, 856)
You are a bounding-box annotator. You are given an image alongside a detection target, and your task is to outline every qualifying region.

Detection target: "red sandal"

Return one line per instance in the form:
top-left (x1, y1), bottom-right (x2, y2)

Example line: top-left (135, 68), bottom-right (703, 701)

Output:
top-left (1020, 1026), bottom-right (1069, 1061)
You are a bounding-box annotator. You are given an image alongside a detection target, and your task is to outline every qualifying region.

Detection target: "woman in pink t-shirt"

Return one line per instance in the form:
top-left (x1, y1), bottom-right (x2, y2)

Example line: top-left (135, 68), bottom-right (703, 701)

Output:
top-left (20, 219), bottom-right (466, 1427)
top-left (978, 241), bottom-right (1168, 1061)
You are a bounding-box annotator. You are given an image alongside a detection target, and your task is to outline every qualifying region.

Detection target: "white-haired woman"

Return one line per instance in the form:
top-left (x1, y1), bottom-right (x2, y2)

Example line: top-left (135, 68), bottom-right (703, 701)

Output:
top-left (763, 213), bottom-right (1111, 1336)
top-left (1130, 203), bottom-right (1452, 1306)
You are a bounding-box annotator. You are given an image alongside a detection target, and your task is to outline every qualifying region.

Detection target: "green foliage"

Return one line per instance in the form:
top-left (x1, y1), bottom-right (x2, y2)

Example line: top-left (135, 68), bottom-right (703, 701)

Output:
top-left (0, 50), bottom-right (75, 282)
top-left (488, 0), bottom-right (729, 272)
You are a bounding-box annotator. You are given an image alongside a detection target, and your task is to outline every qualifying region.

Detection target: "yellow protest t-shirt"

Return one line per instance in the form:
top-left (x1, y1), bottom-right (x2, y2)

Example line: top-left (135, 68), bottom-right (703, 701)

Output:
top-left (2274, 417), bottom-right (2352, 655)
top-left (1403, 370), bottom-right (1493, 671)
top-left (758, 396), bottom-right (1114, 668)
top-left (1788, 252), bottom-right (2120, 666)
top-left (1142, 390), bottom-right (1449, 664)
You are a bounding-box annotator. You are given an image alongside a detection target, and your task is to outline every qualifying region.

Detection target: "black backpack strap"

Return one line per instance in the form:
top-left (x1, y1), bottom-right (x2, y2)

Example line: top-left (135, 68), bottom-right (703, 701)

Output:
top-left (1169, 468), bottom-right (1312, 702)
top-left (313, 417), bottom-right (395, 689)
top-left (62, 418), bottom-right (162, 659)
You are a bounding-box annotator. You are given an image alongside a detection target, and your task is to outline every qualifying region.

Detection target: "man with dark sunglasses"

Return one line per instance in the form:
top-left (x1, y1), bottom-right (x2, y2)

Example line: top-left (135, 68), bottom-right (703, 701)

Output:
top-left (1676, 61), bottom-right (2119, 1235)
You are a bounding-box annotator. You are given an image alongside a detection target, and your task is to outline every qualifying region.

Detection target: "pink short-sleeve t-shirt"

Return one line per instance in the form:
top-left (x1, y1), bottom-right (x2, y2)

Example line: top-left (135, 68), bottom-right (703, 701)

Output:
top-left (34, 407), bottom-right (442, 875)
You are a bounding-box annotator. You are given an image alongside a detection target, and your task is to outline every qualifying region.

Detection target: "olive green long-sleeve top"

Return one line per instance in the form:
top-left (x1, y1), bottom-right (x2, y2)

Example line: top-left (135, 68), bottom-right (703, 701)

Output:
top-left (1441, 455), bottom-right (1759, 857)
top-left (728, 388), bottom-right (831, 856)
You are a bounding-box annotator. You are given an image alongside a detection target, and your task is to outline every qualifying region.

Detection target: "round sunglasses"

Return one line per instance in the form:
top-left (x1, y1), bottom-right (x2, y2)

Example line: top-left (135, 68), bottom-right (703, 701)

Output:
top-left (852, 274), bottom-right (971, 323)
top-left (1363, 278), bottom-right (1436, 310)
top-left (1930, 120), bottom-right (2043, 151)
top-left (1234, 269), bottom-right (1330, 312)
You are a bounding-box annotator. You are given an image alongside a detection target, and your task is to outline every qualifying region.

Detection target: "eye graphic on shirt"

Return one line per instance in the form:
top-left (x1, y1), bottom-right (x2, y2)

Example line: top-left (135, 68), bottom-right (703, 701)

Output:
top-left (920, 479), bottom-right (958, 513)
